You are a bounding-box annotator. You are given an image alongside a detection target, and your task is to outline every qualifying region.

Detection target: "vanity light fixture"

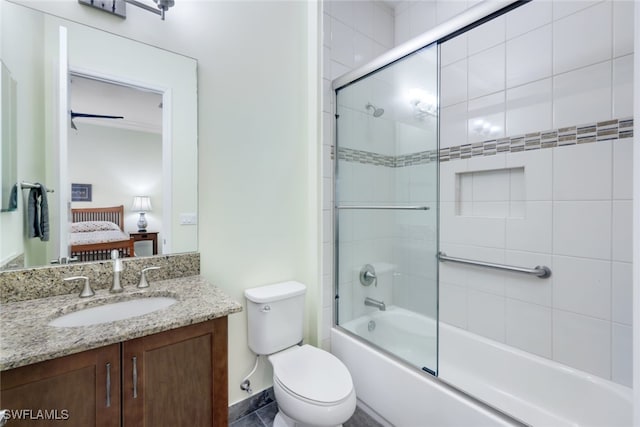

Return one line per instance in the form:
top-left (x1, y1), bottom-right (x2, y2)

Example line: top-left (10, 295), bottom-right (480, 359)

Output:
top-left (78, 0), bottom-right (175, 20)
top-left (132, 196), bottom-right (152, 232)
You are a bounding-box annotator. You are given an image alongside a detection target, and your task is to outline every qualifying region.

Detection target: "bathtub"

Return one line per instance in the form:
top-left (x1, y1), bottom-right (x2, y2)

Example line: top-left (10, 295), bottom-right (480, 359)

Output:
top-left (334, 306), bottom-right (633, 427)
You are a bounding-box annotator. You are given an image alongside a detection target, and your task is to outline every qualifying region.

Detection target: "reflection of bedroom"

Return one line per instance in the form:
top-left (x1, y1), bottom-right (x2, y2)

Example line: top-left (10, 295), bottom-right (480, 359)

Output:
top-left (69, 124), bottom-right (161, 257)
top-left (68, 76), bottom-right (163, 258)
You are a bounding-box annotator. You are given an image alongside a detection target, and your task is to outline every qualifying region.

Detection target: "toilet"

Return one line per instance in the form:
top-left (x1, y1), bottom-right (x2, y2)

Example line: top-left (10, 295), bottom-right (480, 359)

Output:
top-left (245, 281), bottom-right (356, 427)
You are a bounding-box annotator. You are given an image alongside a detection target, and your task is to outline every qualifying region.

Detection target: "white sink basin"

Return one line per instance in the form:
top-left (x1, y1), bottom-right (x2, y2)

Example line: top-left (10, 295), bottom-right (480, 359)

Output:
top-left (49, 297), bottom-right (178, 327)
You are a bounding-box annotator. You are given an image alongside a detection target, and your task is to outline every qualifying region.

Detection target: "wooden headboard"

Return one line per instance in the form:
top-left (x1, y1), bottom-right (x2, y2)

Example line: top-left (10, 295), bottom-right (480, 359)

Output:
top-left (71, 205), bottom-right (125, 231)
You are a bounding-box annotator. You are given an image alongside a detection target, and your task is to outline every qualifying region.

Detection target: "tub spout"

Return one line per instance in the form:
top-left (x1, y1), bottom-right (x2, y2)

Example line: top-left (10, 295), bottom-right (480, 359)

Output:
top-left (364, 297), bottom-right (386, 311)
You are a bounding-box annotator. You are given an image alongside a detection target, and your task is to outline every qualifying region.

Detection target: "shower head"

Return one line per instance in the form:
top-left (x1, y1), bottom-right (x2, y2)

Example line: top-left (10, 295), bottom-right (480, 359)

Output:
top-left (366, 102), bottom-right (384, 118)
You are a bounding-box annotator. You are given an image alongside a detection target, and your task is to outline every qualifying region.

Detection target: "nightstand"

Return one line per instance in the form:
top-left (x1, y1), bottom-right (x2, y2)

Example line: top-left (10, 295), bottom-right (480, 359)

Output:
top-left (129, 232), bottom-right (159, 255)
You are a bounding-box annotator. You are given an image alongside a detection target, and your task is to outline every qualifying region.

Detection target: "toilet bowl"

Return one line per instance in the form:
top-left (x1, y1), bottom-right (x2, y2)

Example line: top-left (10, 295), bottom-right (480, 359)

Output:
top-left (268, 345), bottom-right (356, 427)
top-left (244, 282), bottom-right (357, 427)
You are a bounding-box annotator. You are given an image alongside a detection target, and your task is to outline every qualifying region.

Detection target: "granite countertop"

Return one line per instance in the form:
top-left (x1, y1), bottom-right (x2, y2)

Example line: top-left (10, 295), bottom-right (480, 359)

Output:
top-left (0, 275), bottom-right (243, 371)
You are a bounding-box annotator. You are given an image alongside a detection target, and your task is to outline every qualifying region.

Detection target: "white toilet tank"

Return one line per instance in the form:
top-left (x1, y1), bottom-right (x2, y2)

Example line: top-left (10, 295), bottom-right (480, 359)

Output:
top-left (245, 281), bottom-right (306, 355)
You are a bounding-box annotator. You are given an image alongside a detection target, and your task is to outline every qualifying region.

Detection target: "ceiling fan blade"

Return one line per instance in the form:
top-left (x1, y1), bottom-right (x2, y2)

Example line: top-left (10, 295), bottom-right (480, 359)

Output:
top-left (70, 110), bottom-right (124, 130)
top-left (70, 110), bottom-right (124, 120)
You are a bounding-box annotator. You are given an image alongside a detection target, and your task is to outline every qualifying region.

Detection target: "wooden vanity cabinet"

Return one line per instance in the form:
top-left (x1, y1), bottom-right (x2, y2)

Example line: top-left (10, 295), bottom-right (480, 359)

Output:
top-left (0, 318), bottom-right (228, 427)
top-left (122, 318), bottom-right (228, 427)
top-left (0, 344), bottom-right (120, 427)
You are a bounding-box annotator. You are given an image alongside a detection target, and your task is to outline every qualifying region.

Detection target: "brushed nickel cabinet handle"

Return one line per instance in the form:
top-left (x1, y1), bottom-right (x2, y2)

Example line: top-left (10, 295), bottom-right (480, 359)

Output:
top-left (132, 356), bottom-right (138, 399)
top-left (106, 362), bottom-right (111, 408)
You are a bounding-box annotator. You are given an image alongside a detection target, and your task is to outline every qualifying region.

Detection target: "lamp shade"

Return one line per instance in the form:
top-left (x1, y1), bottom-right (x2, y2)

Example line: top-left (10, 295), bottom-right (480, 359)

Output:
top-left (131, 196), bottom-right (152, 212)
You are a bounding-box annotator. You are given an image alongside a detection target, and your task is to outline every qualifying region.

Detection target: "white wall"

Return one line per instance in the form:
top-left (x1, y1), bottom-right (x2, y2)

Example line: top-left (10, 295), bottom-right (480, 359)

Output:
top-left (12, 0), bottom-right (320, 406)
top-left (328, 0), bottom-right (636, 410)
top-left (394, 0), bottom-right (477, 45)
top-left (200, 1), bottom-right (319, 404)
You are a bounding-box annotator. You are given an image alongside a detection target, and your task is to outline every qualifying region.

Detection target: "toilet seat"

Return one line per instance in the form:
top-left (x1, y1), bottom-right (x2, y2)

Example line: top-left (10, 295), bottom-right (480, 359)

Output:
top-left (269, 345), bottom-right (353, 404)
top-left (272, 378), bottom-right (356, 427)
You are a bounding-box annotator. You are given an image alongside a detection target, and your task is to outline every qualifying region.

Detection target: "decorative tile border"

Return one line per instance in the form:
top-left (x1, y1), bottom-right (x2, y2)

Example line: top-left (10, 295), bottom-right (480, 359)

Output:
top-left (338, 147), bottom-right (396, 167)
top-left (438, 117), bottom-right (633, 162)
top-left (338, 147), bottom-right (438, 167)
top-left (396, 150), bottom-right (439, 167)
top-left (338, 117), bottom-right (633, 166)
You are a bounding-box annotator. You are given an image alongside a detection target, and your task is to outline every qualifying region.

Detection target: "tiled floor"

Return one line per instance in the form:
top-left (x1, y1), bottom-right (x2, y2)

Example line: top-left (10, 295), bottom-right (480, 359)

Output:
top-left (228, 401), bottom-right (278, 427)
top-left (229, 402), bottom-right (384, 427)
top-left (229, 387), bottom-right (384, 427)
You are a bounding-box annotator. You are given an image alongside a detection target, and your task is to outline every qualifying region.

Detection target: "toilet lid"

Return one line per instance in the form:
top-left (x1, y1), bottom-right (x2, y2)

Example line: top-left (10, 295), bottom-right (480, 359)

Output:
top-left (269, 345), bottom-right (353, 404)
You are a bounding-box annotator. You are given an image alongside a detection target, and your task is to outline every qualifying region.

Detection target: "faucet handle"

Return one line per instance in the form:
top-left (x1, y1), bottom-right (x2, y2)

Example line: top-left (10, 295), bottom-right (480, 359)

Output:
top-left (138, 267), bottom-right (161, 288)
top-left (64, 276), bottom-right (94, 298)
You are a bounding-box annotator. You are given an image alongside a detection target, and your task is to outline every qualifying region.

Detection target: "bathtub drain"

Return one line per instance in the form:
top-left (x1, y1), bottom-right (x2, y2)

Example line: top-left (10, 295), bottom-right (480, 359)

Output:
top-left (368, 320), bottom-right (376, 332)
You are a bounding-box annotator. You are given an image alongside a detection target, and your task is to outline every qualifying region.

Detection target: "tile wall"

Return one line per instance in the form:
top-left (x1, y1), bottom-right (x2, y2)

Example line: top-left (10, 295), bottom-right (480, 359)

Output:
top-left (323, 0), bottom-right (634, 387)
top-left (333, 39), bottom-right (439, 325)
top-left (438, 0), bottom-right (634, 386)
top-left (322, 0), bottom-right (395, 350)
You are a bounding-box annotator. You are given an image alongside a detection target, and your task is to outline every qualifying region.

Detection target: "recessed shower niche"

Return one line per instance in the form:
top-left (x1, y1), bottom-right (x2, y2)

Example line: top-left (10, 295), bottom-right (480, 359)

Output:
top-left (455, 167), bottom-right (525, 218)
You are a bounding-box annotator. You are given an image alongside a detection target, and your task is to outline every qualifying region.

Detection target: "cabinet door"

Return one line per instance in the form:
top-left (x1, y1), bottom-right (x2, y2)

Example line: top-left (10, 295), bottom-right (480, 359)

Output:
top-left (0, 344), bottom-right (120, 427)
top-left (122, 318), bottom-right (228, 427)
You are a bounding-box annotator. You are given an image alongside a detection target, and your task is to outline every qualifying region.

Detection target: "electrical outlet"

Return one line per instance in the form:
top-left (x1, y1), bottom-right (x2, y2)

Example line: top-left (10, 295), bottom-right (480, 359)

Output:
top-left (179, 213), bottom-right (197, 225)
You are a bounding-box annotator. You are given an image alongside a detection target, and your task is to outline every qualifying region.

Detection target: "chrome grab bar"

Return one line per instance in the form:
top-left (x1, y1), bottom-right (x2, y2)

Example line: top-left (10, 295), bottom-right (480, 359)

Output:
top-left (336, 205), bottom-right (429, 210)
top-left (438, 252), bottom-right (551, 279)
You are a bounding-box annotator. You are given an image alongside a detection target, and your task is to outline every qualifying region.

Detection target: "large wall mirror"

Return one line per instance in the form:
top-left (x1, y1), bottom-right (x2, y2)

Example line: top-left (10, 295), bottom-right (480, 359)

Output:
top-left (0, 1), bottom-right (198, 269)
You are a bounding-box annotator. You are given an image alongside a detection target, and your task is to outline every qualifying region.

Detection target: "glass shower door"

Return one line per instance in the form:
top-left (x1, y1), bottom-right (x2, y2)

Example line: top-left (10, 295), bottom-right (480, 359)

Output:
top-left (334, 43), bottom-right (439, 374)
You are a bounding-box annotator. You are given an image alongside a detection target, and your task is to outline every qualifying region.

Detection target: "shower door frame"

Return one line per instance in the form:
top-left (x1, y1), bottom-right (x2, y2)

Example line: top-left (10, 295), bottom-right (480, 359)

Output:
top-left (331, 0), bottom-right (528, 375)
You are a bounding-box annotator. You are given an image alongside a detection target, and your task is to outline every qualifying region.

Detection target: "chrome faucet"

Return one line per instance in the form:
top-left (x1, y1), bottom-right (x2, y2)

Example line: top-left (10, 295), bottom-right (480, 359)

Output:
top-left (138, 266), bottom-right (161, 288)
top-left (64, 276), bottom-right (94, 298)
top-left (364, 297), bottom-right (386, 311)
top-left (110, 249), bottom-right (124, 293)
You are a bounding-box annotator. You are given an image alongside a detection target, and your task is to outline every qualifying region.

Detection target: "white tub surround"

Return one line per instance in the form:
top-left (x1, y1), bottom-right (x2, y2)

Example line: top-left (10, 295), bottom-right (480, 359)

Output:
top-left (440, 323), bottom-right (633, 427)
top-left (331, 325), bottom-right (520, 427)
top-left (341, 306), bottom-right (436, 372)
top-left (335, 307), bottom-right (633, 427)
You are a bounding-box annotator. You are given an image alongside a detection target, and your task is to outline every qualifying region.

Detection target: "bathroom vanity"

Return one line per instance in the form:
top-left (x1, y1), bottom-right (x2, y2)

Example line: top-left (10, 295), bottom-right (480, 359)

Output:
top-left (0, 275), bottom-right (242, 427)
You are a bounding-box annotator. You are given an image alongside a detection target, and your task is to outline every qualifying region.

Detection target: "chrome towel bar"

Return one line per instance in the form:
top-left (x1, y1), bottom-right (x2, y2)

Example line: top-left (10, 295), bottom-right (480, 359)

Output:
top-left (20, 181), bottom-right (55, 193)
top-left (336, 205), bottom-right (429, 210)
top-left (438, 252), bottom-right (551, 279)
